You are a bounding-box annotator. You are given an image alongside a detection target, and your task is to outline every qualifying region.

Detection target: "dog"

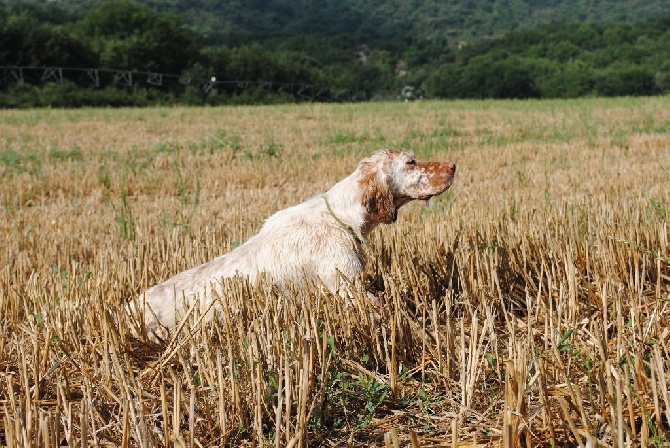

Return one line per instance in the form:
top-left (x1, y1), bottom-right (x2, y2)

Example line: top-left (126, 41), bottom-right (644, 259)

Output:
top-left (129, 149), bottom-right (456, 333)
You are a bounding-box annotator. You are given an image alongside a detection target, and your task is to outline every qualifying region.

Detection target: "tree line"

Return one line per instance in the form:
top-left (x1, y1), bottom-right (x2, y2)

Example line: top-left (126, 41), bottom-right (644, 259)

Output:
top-left (428, 19), bottom-right (670, 98)
top-left (0, 0), bottom-right (668, 107)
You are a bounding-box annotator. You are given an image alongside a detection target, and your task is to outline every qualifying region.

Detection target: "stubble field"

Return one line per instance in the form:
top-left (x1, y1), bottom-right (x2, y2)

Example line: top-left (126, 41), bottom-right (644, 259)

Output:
top-left (1, 98), bottom-right (669, 447)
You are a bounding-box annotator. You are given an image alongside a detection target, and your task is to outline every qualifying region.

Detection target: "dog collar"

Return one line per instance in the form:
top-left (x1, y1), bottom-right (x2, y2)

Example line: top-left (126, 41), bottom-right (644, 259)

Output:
top-left (323, 196), bottom-right (362, 245)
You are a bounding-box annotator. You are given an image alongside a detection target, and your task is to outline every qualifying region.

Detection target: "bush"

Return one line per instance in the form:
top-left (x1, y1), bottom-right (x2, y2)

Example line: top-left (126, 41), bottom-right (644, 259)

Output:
top-left (428, 54), bottom-right (540, 99)
top-left (594, 65), bottom-right (659, 96)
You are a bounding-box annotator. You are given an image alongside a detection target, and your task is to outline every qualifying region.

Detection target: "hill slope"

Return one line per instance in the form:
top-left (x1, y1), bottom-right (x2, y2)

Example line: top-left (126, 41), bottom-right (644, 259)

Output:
top-left (51, 0), bottom-right (668, 45)
top-left (1, 0), bottom-right (668, 106)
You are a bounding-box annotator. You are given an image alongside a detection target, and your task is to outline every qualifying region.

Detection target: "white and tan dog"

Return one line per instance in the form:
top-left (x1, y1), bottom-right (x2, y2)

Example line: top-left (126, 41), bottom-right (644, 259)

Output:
top-left (130, 149), bottom-right (456, 333)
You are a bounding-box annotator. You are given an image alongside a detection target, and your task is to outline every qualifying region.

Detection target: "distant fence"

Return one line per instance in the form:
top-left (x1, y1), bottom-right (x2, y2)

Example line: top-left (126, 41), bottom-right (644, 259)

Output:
top-left (0, 65), bottom-right (376, 102)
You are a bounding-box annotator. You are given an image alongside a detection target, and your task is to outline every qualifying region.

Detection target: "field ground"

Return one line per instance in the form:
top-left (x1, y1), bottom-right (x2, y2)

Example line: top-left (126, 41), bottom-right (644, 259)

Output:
top-left (1, 98), bottom-right (669, 446)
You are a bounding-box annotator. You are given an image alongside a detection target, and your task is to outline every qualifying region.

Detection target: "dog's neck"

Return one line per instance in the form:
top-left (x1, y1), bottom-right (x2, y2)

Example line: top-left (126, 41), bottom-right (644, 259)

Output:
top-left (324, 170), bottom-right (381, 240)
top-left (323, 196), bottom-right (362, 244)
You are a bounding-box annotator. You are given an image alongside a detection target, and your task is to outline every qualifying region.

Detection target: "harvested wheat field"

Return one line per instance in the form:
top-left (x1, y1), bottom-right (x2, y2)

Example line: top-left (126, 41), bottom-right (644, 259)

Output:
top-left (1, 98), bottom-right (669, 447)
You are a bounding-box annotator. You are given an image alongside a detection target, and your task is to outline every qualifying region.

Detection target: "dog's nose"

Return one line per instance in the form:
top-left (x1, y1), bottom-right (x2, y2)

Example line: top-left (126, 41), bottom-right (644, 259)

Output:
top-left (446, 162), bottom-right (456, 173)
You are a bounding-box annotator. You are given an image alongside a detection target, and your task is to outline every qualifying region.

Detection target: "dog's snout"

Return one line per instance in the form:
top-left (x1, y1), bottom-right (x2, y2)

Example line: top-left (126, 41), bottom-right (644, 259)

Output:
top-left (445, 161), bottom-right (456, 173)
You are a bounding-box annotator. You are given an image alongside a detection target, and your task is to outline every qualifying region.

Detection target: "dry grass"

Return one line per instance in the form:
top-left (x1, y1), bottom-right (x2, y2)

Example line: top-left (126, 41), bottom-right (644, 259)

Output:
top-left (1, 98), bottom-right (669, 447)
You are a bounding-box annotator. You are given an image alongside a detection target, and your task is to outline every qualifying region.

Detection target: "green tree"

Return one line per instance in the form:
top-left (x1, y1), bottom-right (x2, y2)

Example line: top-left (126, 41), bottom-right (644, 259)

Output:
top-left (595, 64), bottom-right (659, 96)
top-left (533, 59), bottom-right (595, 98)
top-left (74, 0), bottom-right (197, 73)
top-left (0, 13), bottom-right (95, 67)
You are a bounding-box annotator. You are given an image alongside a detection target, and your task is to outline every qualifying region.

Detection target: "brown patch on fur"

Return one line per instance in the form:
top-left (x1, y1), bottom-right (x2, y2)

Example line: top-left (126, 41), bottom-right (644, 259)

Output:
top-left (359, 170), bottom-right (396, 224)
top-left (419, 161), bottom-right (455, 192)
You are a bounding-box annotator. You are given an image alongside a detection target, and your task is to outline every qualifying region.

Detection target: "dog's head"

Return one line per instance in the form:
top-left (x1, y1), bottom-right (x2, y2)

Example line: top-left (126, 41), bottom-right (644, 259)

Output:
top-left (358, 149), bottom-right (456, 224)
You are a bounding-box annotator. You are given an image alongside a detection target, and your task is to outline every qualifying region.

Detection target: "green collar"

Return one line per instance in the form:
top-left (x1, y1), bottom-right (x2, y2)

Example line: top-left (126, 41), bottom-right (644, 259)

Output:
top-left (323, 196), bottom-right (362, 244)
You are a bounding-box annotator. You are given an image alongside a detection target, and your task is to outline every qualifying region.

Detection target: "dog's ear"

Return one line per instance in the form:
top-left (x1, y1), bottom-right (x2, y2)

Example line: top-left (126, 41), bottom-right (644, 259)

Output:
top-left (359, 171), bottom-right (397, 224)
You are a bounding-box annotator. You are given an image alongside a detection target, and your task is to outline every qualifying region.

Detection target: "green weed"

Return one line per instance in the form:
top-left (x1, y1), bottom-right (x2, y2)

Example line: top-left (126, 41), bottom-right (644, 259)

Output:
top-left (49, 146), bottom-right (82, 161)
top-left (112, 187), bottom-right (136, 241)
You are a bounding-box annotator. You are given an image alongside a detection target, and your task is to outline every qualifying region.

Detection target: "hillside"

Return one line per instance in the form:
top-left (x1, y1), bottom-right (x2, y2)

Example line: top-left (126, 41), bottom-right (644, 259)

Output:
top-left (1, 0), bottom-right (669, 106)
top-left (46, 0), bottom-right (668, 46)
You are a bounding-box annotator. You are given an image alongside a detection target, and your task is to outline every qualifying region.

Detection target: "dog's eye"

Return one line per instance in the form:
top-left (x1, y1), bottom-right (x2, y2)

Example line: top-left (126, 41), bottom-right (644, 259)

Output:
top-left (406, 159), bottom-right (417, 166)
